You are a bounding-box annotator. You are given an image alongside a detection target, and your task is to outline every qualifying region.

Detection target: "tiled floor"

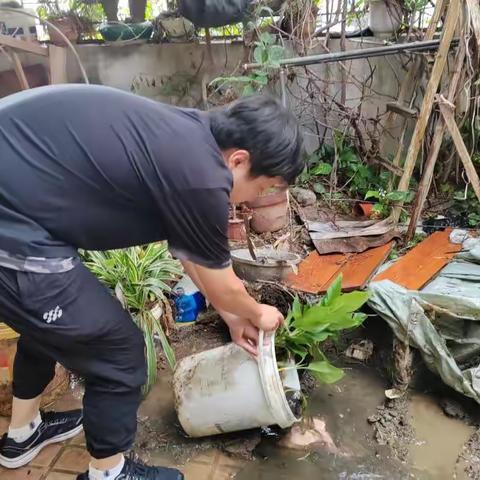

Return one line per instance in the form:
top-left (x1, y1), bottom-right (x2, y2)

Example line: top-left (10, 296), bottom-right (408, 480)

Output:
top-left (0, 392), bottom-right (246, 480)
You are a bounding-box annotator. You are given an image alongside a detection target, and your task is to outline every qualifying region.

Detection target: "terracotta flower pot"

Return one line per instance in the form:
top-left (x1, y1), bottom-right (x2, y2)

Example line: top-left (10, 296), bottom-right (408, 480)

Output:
top-left (246, 188), bottom-right (288, 234)
top-left (228, 219), bottom-right (247, 242)
top-left (353, 201), bottom-right (374, 218)
top-left (0, 324), bottom-right (69, 416)
top-left (47, 17), bottom-right (79, 46)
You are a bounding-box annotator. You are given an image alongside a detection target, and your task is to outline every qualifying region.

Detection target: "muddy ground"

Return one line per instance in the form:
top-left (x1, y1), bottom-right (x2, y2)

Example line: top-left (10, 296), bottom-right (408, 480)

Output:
top-left (134, 307), bottom-right (480, 479)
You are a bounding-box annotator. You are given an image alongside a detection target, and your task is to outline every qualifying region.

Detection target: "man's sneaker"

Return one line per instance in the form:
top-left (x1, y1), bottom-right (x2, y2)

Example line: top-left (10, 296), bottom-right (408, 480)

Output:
top-left (0, 409), bottom-right (83, 469)
top-left (77, 457), bottom-right (184, 480)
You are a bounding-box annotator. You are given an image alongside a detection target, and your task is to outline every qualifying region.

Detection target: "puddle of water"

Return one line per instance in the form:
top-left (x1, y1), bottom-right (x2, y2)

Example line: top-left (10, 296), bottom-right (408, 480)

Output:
top-left (139, 366), bottom-right (475, 480)
top-left (236, 366), bottom-right (411, 480)
top-left (409, 393), bottom-right (474, 480)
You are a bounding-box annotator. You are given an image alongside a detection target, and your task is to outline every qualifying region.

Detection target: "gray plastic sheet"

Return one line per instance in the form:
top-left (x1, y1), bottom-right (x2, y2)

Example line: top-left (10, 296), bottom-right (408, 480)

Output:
top-left (368, 235), bottom-right (480, 403)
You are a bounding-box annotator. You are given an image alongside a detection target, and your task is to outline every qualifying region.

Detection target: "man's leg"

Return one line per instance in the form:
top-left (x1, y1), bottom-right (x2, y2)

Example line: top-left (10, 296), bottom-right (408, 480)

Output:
top-left (0, 263), bottom-right (182, 479)
top-left (10, 335), bottom-right (56, 429)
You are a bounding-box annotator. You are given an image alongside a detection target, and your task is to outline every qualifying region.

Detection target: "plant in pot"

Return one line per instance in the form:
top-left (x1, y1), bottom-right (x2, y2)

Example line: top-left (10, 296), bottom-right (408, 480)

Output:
top-left (82, 243), bottom-right (182, 394)
top-left (38, 0), bottom-right (99, 45)
top-left (173, 274), bottom-right (370, 437)
top-left (154, 0), bottom-right (194, 43)
top-left (275, 274), bottom-right (370, 389)
top-left (280, 0), bottom-right (320, 44)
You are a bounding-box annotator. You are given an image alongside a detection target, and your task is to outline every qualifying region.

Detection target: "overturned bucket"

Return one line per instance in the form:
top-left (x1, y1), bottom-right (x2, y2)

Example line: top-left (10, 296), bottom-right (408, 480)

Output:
top-left (173, 331), bottom-right (300, 437)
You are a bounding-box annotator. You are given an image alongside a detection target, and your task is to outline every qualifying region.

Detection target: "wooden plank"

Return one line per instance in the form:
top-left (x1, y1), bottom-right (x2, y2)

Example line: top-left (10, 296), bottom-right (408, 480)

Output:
top-left (285, 243), bottom-right (394, 294)
top-left (373, 229), bottom-right (462, 290)
top-left (440, 100), bottom-right (480, 202)
top-left (286, 251), bottom-right (348, 294)
top-left (406, 39), bottom-right (466, 240)
top-left (392, 0), bottom-right (461, 222)
top-left (48, 45), bottom-right (67, 84)
top-left (10, 51), bottom-right (29, 90)
top-left (0, 33), bottom-right (48, 56)
top-left (336, 242), bottom-right (394, 291)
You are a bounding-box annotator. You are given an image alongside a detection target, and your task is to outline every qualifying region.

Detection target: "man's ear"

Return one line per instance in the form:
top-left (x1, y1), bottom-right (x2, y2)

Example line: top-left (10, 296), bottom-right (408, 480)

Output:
top-left (226, 149), bottom-right (251, 170)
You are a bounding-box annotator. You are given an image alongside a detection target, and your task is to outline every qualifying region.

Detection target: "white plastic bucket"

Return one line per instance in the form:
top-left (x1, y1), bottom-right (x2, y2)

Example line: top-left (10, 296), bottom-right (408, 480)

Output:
top-left (173, 331), bottom-right (300, 437)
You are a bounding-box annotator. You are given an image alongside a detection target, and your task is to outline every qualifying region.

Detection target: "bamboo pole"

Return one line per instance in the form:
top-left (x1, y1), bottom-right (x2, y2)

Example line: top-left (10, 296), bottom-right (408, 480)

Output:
top-left (391, 0), bottom-right (462, 222)
top-left (406, 40), bottom-right (467, 240)
top-left (11, 51), bottom-right (29, 90)
top-left (440, 98), bottom-right (480, 202)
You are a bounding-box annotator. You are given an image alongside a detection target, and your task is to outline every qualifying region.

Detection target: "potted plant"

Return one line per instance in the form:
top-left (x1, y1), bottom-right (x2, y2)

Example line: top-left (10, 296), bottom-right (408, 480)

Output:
top-left (274, 274), bottom-right (370, 384)
top-left (281, 0), bottom-right (319, 42)
top-left (246, 186), bottom-right (289, 233)
top-left (174, 274), bottom-right (370, 437)
top-left (37, 0), bottom-right (99, 45)
top-left (155, 0), bottom-right (194, 43)
top-left (82, 243), bottom-right (182, 394)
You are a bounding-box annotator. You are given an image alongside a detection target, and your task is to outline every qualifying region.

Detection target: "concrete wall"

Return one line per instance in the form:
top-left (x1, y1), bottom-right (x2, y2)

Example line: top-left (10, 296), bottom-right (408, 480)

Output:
top-left (68, 42), bottom-right (245, 107)
top-left (0, 38), bottom-right (412, 156)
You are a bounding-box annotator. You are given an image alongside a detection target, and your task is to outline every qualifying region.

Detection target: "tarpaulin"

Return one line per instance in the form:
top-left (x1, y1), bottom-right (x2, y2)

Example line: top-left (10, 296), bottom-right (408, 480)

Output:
top-left (368, 234), bottom-right (480, 403)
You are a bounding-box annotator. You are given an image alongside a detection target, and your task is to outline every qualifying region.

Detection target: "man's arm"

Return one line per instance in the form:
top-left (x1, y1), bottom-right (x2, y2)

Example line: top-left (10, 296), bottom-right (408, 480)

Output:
top-left (180, 259), bottom-right (282, 332)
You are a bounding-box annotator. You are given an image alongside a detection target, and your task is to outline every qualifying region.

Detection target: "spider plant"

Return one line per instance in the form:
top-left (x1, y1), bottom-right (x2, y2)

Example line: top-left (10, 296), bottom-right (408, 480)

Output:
top-left (275, 274), bottom-right (370, 384)
top-left (82, 243), bottom-right (182, 394)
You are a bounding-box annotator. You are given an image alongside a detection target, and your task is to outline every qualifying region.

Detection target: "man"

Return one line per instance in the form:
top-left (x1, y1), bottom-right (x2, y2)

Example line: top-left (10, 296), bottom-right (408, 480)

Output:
top-left (0, 84), bottom-right (304, 480)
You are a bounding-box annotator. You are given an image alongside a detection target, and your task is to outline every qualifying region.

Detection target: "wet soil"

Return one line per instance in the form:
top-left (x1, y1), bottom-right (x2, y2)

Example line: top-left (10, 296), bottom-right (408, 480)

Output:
top-left (368, 396), bottom-right (414, 461)
top-left (141, 302), bottom-right (480, 479)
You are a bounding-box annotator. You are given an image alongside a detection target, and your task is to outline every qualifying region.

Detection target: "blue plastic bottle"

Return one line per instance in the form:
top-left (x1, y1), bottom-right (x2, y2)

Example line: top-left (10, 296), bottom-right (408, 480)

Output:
top-left (173, 276), bottom-right (206, 323)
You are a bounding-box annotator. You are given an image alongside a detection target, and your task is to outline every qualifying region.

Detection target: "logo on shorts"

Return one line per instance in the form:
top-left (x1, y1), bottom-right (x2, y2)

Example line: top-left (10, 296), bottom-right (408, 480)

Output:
top-left (43, 306), bottom-right (63, 324)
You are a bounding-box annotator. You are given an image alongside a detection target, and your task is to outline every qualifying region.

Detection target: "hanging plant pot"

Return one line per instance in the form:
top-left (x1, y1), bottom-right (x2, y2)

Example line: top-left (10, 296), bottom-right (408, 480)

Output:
top-left (157, 12), bottom-right (194, 42)
top-left (368, 0), bottom-right (402, 37)
top-left (246, 188), bottom-right (288, 234)
top-left (0, 324), bottom-right (69, 416)
top-left (47, 16), bottom-right (80, 46)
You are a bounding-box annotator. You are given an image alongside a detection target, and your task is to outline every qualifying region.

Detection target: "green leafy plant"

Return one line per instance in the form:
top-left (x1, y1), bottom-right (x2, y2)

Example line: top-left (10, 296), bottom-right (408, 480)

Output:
top-left (300, 134), bottom-right (392, 199)
top-left (82, 244), bottom-right (182, 394)
top-left (275, 275), bottom-right (370, 384)
top-left (297, 146), bottom-right (333, 192)
top-left (211, 32), bottom-right (285, 96)
top-left (365, 188), bottom-right (414, 218)
top-left (452, 189), bottom-right (480, 228)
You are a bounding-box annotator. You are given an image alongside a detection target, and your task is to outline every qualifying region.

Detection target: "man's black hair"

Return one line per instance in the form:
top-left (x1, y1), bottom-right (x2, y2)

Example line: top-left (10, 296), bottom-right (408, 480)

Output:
top-left (208, 94), bottom-right (305, 184)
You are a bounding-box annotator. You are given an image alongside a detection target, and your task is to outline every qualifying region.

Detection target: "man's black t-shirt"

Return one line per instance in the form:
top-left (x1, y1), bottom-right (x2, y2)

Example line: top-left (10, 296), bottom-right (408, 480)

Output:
top-left (0, 84), bottom-right (232, 270)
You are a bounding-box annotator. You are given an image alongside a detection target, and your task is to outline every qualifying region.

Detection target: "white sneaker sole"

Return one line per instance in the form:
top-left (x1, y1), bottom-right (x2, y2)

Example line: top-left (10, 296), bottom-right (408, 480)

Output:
top-left (0, 424), bottom-right (84, 469)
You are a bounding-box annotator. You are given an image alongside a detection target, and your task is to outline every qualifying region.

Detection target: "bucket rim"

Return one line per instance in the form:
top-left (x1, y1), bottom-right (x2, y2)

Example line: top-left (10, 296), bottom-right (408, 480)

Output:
top-left (257, 330), bottom-right (300, 428)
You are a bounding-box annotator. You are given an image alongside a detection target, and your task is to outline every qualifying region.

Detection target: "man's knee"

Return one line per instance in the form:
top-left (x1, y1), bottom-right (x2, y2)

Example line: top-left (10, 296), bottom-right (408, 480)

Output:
top-left (110, 323), bottom-right (146, 391)
top-left (126, 325), bottom-right (147, 389)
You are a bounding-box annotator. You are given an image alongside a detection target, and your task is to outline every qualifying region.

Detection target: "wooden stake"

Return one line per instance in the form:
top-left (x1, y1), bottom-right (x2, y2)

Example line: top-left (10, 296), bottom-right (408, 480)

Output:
top-left (380, 0), bottom-right (446, 161)
top-left (392, 0), bottom-right (461, 222)
top-left (440, 98), bottom-right (480, 202)
top-left (48, 45), bottom-right (67, 84)
top-left (11, 51), bottom-right (29, 90)
top-left (406, 40), bottom-right (467, 240)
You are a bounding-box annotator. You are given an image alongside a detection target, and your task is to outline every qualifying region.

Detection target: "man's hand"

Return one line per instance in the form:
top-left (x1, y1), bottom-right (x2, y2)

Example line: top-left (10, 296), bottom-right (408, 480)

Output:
top-left (221, 312), bottom-right (260, 357)
top-left (252, 304), bottom-right (284, 332)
